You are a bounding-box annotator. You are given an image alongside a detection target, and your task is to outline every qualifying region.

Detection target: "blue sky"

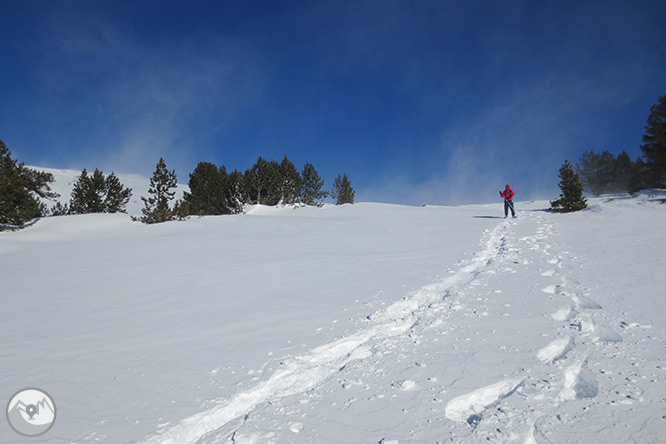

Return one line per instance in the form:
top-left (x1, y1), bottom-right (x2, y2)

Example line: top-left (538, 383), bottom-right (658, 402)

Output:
top-left (1, 0), bottom-right (665, 205)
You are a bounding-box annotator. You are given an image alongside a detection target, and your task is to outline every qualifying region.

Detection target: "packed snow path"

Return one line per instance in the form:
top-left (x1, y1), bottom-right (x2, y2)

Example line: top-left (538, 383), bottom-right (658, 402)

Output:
top-left (138, 219), bottom-right (511, 444)
top-left (136, 203), bottom-right (666, 444)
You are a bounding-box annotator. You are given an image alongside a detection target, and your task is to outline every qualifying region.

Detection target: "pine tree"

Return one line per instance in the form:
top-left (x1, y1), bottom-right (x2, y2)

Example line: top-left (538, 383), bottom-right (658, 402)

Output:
top-left (70, 169), bottom-right (104, 213)
top-left (104, 172), bottom-right (132, 213)
top-left (183, 161), bottom-right (226, 215)
top-left (50, 201), bottom-right (70, 216)
top-left (301, 162), bottom-right (328, 206)
top-left (576, 150), bottom-right (615, 195)
top-left (332, 173), bottom-right (355, 205)
top-left (576, 150), bottom-right (634, 195)
top-left (140, 158), bottom-right (178, 224)
top-left (0, 140), bottom-right (57, 229)
top-left (277, 155), bottom-right (302, 205)
top-left (172, 198), bottom-right (190, 219)
top-left (640, 93), bottom-right (666, 189)
top-left (611, 151), bottom-right (633, 193)
top-left (628, 158), bottom-right (649, 194)
top-left (70, 168), bottom-right (132, 214)
top-left (225, 169), bottom-right (246, 214)
top-left (550, 160), bottom-right (587, 212)
top-left (245, 157), bottom-right (280, 205)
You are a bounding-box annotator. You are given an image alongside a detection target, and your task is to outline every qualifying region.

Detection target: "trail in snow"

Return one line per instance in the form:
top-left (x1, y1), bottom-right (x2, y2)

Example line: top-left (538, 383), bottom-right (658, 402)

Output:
top-left (137, 218), bottom-right (513, 443)
top-left (137, 204), bottom-right (665, 444)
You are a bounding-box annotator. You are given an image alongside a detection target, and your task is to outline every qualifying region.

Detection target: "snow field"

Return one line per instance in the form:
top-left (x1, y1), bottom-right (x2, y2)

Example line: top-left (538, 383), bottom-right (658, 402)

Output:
top-left (155, 199), bottom-right (665, 444)
top-left (1, 191), bottom-right (665, 443)
top-left (1, 201), bottom-right (496, 443)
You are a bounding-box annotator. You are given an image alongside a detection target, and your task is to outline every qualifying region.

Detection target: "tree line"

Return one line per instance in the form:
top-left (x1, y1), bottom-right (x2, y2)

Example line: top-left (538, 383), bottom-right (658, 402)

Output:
top-left (573, 93), bottom-right (666, 197)
top-left (177, 156), bottom-right (334, 217)
top-left (551, 92), bottom-right (666, 212)
top-left (1, 92), bottom-right (664, 226)
top-left (138, 155), bottom-right (355, 224)
top-left (0, 147), bottom-right (355, 228)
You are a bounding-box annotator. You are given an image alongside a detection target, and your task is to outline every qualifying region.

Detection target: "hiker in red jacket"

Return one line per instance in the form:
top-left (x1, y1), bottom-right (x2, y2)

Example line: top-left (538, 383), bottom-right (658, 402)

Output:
top-left (500, 184), bottom-right (516, 218)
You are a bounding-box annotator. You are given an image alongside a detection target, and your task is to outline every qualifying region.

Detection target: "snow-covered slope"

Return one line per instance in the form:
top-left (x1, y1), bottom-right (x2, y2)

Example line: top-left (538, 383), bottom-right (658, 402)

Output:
top-left (1, 190), bottom-right (665, 443)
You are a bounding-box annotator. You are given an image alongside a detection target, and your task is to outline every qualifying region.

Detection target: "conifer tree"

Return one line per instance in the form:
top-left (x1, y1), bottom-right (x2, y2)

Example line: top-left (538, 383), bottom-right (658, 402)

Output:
top-left (277, 155), bottom-right (302, 205)
top-left (640, 93), bottom-right (666, 188)
top-left (225, 169), bottom-right (246, 214)
top-left (50, 201), bottom-right (70, 216)
top-left (611, 151), bottom-right (633, 193)
top-left (576, 150), bottom-right (634, 195)
top-left (301, 162), bottom-right (328, 206)
top-left (577, 150), bottom-right (614, 195)
top-left (183, 161), bottom-right (226, 215)
top-left (69, 168), bottom-right (132, 214)
top-left (550, 160), bottom-right (587, 212)
top-left (628, 158), bottom-right (649, 194)
top-left (245, 157), bottom-right (280, 205)
top-left (332, 173), bottom-right (355, 205)
top-left (218, 165), bottom-right (230, 212)
top-left (104, 172), bottom-right (132, 213)
top-left (172, 198), bottom-right (190, 219)
top-left (140, 158), bottom-right (178, 224)
top-left (70, 169), bottom-right (104, 213)
top-left (0, 140), bottom-right (57, 229)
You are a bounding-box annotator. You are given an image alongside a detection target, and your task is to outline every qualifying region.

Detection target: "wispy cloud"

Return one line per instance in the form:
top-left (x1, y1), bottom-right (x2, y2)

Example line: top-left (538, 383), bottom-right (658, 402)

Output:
top-left (31, 9), bottom-right (266, 176)
top-left (356, 0), bottom-right (665, 205)
top-left (8, 1), bottom-right (664, 203)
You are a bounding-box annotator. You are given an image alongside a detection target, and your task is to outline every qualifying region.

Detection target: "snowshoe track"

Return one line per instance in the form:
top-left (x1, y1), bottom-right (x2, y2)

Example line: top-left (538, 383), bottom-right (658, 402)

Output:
top-left (138, 220), bottom-right (513, 443)
top-left (138, 209), bottom-right (655, 444)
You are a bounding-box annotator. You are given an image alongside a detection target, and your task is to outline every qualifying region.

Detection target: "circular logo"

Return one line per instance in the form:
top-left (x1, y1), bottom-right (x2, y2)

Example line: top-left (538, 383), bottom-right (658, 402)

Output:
top-left (6, 388), bottom-right (56, 437)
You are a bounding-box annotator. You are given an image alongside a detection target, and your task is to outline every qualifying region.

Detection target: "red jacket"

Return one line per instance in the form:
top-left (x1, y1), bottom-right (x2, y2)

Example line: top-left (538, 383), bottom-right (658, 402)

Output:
top-left (500, 186), bottom-right (514, 201)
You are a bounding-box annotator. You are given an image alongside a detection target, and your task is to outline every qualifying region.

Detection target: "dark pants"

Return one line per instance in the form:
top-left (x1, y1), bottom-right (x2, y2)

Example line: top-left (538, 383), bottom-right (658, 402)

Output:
top-left (504, 200), bottom-right (515, 217)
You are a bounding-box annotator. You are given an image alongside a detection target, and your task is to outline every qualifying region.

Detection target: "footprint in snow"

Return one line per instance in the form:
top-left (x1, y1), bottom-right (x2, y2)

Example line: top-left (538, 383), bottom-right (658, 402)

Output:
top-left (444, 377), bottom-right (523, 424)
top-left (289, 422), bottom-right (304, 434)
top-left (524, 422), bottom-right (546, 444)
top-left (580, 314), bottom-right (622, 343)
top-left (537, 337), bottom-right (574, 363)
top-left (570, 294), bottom-right (602, 310)
top-left (394, 380), bottom-right (417, 391)
top-left (559, 362), bottom-right (598, 400)
top-left (541, 285), bottom-right (557, 294)
top-left (551, 306), bottom-right (577, 322)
